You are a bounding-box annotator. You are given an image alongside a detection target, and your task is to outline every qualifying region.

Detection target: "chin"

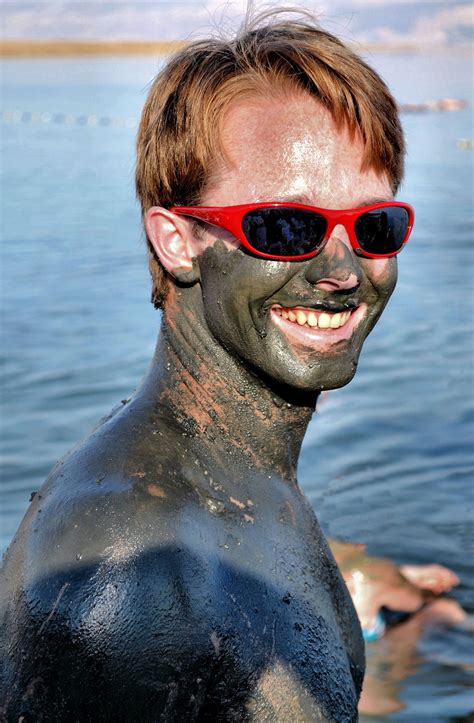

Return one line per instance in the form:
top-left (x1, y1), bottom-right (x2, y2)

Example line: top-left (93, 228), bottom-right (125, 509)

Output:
top-left (290, 369), bottom-right (359, 393)
top-left (258, 352), bottom-right (361, 395)
top-left (318, 368), bottom-right (359, 391)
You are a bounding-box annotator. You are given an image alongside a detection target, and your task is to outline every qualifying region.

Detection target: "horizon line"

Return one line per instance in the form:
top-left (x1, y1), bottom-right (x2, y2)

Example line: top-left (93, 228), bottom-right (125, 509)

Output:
top-left (1, 38), bottom-right (472, 57)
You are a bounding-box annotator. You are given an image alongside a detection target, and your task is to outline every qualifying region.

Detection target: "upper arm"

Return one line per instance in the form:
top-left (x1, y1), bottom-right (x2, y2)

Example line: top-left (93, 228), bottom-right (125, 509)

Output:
top-left (1, 500), bottom-right (217, 720)
top-left (1, 418), bottom-right (220, 719)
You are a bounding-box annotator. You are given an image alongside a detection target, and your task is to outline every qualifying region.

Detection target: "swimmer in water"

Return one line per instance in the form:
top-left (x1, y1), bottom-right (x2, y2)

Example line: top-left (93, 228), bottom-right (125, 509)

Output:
top-left (329, 539), bottom-right (466, 642)
top-left (1, 12), bottom-right (422, 721)
top-left (328, 540), bottom-right (467, 717)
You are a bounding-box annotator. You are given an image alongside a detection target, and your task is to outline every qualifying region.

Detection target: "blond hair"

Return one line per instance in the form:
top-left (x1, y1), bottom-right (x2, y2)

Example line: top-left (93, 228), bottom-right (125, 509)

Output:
top-left (136, 15), bottom-right (405, 308)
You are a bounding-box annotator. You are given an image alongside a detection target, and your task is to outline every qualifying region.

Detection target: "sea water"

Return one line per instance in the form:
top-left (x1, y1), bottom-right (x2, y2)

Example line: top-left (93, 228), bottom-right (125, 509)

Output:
top-left (1, 52), bottom-right (473, 720)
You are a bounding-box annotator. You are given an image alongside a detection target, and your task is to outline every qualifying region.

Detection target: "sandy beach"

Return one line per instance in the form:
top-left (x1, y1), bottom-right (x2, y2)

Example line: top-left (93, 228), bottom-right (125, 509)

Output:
top-left (2, 39), bottom-right (469, 57)
top-left (0, 40), bottom-right (188, 57)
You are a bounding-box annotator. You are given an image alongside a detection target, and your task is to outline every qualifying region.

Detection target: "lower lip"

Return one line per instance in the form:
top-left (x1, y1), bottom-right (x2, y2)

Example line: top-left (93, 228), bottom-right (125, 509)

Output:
top-left (269, 304), bottom-right (367, 351)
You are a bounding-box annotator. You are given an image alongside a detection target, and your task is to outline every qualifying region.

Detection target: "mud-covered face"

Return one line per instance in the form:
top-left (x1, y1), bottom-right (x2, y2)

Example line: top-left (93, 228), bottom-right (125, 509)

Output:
top-left (195, 94), bottom-right (398, 391)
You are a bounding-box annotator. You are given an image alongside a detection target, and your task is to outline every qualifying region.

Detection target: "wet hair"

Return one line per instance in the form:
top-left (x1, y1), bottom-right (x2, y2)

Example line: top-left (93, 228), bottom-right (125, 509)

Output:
top-left (136, 11), bottom-right (405, 308)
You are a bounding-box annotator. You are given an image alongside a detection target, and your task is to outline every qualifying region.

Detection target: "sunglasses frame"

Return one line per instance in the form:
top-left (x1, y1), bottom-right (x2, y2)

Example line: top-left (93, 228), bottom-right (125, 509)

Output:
top-left (170, 201), bottom-right (414, 261)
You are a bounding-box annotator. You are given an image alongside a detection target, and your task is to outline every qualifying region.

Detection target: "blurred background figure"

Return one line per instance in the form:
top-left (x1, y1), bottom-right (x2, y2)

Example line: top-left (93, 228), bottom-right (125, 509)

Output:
top-left (331, 539), bottom-right (466, 639)
top-left (330, 538), bottom-right (470, 715)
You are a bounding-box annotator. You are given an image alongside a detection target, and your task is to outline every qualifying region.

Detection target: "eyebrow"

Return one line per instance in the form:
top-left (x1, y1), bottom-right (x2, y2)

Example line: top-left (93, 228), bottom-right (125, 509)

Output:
top-left (264, 194), bottom-right (394, 207)
top-left (266, 193), bottom-right (311, 204)
top-left (356, 196), bottom-right (394, 207)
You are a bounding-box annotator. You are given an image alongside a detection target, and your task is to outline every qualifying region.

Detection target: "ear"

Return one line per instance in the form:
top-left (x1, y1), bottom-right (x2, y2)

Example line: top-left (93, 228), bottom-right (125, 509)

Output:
top-left (145, 207), bottom-right (200, 284)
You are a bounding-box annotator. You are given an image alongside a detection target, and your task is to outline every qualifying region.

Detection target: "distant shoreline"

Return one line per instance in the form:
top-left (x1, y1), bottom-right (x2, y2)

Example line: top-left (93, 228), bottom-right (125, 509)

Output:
top-left (1, 39), bottom-right (471, 57)
top-left (0, 40), bottom-right (188, 57)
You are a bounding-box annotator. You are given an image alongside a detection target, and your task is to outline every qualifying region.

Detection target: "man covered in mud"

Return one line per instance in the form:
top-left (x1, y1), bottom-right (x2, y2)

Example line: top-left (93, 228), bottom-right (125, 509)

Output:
top-left (1, 16), bottom-right (416, 721)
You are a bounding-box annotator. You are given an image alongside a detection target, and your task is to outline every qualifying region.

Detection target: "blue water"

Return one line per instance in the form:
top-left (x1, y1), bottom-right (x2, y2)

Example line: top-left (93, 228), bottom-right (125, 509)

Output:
top-left (1, 53), bottom-right (473, 720)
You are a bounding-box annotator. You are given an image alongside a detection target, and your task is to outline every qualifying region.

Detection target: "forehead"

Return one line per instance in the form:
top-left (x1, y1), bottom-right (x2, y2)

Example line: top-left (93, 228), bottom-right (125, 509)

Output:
top-left (204, 92), bottom-right (391, 208)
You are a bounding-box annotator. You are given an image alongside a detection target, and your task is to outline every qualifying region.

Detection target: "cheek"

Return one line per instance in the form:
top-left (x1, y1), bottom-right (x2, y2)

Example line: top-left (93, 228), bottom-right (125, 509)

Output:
top-left (364, 258), bottom-right (398, 298)
top-left (198, 246), bottom-right (295, 337)
top-left (200, 244), bottom-right (293, 305)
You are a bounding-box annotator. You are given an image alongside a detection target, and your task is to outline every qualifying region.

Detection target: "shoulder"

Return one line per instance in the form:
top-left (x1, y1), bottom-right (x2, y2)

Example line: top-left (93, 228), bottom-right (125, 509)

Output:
top-left (0, 408), bottom-right (223, 717)
top-left (1, 410), bottom-right (211, 612)
top-left (4, 397), bottom-right (200, 579)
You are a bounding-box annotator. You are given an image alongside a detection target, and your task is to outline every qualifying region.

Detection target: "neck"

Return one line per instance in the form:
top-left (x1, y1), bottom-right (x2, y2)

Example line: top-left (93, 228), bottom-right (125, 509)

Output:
top-left (137, 285), bottom-right (318, 484)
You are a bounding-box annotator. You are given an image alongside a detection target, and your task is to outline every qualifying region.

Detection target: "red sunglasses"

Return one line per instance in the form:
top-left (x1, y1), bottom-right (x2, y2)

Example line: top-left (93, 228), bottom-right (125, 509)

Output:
top-left (171, 201), bottom-right (414, 261)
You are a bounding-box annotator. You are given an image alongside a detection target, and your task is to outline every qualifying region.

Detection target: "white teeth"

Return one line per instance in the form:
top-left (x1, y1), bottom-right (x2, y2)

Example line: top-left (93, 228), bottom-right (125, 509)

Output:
top-left (318, 313), bottom-right (330, 329)
top-left (296, 310), bottom-right (307, 326)
top-left (274, 307), bottom-right (352, 330)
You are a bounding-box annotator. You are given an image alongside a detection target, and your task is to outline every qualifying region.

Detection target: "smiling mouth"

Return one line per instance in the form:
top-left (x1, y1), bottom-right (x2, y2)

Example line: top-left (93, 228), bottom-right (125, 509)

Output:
top-left (269, 303), bottom-right (367, 348)
top-left (273, 306), bottom-right (352, 330)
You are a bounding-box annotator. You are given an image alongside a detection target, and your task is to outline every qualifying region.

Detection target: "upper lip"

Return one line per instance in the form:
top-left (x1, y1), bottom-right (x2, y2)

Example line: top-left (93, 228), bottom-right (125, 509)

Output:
top-left (266, 298), bottom-right (360, 314)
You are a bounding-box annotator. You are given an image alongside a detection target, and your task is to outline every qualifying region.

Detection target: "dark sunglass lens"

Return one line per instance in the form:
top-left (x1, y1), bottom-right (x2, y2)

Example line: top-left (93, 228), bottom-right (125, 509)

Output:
top-left (242, 208), bottom-right (327, 257)
top-left (355, 206), bottom-right (409, 255)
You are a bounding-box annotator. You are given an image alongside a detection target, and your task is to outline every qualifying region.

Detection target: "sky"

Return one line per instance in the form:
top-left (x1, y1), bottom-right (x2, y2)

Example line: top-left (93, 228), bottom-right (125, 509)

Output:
top-left (1, 0), bottom-right (473, 46)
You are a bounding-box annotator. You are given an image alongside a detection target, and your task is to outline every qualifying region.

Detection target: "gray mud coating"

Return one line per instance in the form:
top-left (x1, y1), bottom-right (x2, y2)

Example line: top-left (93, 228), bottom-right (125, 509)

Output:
top-left (0, 245), bottom-right (370, 719)
top-left (197, 238), bottom-right (397, 392)
top-left (1, 119), bottom-right (398, 718)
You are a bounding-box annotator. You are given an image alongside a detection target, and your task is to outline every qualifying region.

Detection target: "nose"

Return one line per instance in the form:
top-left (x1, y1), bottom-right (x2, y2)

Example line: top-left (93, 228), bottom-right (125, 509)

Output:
top-left (304, 224), bottom-right (362, 292)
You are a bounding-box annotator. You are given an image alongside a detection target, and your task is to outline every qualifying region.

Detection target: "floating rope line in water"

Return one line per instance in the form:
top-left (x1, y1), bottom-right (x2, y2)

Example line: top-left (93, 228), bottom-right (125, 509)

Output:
top-left (2, 102), bottom-right (471, 148)
top-left (1, 110), bottom-right (137, 128)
